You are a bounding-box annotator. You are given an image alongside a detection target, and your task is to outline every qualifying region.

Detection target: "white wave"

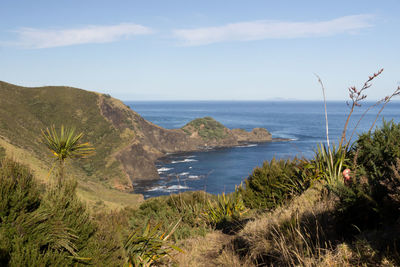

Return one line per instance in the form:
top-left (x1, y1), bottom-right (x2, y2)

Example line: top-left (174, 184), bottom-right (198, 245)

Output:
top-left (179, 172), bottom-right (189, 176)
top-left (146, 184), bottom-right (190, 192)
top-left (147, 186), bottom-right (166, 192)
top-left (189, 166), bottom-right (193, 169)
top-left (187, 155), bottom-right (197, 158)
top-left (188, 175), bottom-right (200, 179)
top-left (271, 131), bottom-right (297, 140)
top-left (167, 185), bottom-right (190, 190)
top-left (237, 144), bottom-right (258, 148)
top-left (157, 167), bottom-right (173, 173)
top-left (171, 158), bottom-right (198, 164)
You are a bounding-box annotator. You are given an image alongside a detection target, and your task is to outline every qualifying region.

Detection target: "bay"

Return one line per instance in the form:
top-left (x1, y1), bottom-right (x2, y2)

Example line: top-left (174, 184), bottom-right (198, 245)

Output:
top-left (125, 101), bottom-right (400, 198)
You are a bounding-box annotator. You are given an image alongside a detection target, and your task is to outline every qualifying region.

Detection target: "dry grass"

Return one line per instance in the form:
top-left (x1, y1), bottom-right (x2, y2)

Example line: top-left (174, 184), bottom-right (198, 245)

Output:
top-left (229, 182), bottom-right (398, 266)
top-left (76, 180), bottom-right (143, 212)
top-left (234, 183), bottom-right (338, 266)
top-left (0, 136), bottom-right (50, 183)
top-left (172, 231), bottom-right (252, 267)
top-left (171, 183), bottom-right (337, 267)
top-left (0, 136), bottom-right (144, 211)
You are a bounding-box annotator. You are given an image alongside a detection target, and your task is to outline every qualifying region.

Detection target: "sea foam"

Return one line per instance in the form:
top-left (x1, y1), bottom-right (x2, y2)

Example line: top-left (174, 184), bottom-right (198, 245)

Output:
top-left (157, 167), bottom-right (173, 172)
top-left (171, 158), bottom-right (198, 164)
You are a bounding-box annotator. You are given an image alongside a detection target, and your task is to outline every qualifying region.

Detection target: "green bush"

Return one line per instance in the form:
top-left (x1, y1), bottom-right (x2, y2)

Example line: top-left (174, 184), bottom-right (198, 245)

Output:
top-left (129, 191), bottom-right (211, 241)
top-left (352, 120), bottom-right (400, 219)
top-left (330, 121), bottom-right (400, 235)
top-left (0, 158), bottom-right (125, 266)
top-left (239, 158), bottom-right (314, 210)
top-left (312, 143), bottom-right (350, 185)
top-left (353, 120), bottom-right (400, 183)
top-left (124, 221), bottom-right (182, 267)
top-left (204, 190), bottom-right (248, 233)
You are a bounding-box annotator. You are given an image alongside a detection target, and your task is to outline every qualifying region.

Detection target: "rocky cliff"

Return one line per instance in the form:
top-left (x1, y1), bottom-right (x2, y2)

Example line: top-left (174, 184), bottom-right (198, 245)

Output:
top-left (0, 81), bottom-right (274, 193)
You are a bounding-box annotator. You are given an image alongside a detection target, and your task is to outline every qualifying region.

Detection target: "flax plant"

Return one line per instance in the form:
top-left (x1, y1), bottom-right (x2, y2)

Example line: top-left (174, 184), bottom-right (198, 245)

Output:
top-left (204, 188), bottom-right (247, 227)
top-left (315, 69), bottom-right (388, 185)
top-left (124, 220), bottom-right (183, 267)
top-left (41, 125), bottom-right (94, 185)
top-left (313, 144), bottom-right (348, 185)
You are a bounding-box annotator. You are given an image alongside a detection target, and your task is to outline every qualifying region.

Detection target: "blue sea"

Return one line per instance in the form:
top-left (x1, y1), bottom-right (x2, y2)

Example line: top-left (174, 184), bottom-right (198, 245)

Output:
top-left (125, 101), bottom-right (400, 199)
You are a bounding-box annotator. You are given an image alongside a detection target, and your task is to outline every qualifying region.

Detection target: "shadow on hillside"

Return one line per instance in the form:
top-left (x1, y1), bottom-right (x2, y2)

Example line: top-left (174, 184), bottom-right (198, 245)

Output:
top-left (231, 206), bottom-right (400, 266)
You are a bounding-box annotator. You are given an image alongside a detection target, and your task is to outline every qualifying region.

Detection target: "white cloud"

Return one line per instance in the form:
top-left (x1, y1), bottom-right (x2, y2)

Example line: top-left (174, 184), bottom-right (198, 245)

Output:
top-left (13, 23), bottom-right (153, 48)
top-left (173, 14), bottom-right (374, 46)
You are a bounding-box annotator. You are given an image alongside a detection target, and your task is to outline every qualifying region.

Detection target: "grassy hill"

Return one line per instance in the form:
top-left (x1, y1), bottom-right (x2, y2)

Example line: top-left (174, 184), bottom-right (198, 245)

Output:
top-left (0, 81), bottom-right (146, 209)
top-left (0, 81), bottom-right (273, 210)
top-left (182, 117), bottom-right (229, 141)
top-left (2, 79), bottom-right (400, 265)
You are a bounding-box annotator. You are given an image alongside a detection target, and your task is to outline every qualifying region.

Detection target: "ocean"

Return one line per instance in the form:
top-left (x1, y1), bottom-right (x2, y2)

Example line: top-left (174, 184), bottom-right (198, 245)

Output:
top-left (125, 101), bottom-right (400, 198)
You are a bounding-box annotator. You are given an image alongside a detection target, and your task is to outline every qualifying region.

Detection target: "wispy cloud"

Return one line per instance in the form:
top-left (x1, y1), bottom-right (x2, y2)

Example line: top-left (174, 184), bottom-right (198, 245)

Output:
top-left (173, 14), bottom-right (374, 46)
top-left (11, 23), bottom-right (153, 48)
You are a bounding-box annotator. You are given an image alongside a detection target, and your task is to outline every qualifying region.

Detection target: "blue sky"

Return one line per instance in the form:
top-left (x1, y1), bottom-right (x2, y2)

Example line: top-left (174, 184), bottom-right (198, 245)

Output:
top-left (1, 0), bottom-right (399, 100)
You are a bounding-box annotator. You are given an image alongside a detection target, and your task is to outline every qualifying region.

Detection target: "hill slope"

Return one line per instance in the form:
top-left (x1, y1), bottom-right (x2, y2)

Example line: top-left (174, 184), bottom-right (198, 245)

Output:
top-left (0, 81), bottom-right (272, 207)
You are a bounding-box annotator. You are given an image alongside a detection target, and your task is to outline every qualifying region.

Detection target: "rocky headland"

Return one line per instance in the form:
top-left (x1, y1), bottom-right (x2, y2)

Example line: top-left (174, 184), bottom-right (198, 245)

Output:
top-left (0, 81), bottom-right (284, 194)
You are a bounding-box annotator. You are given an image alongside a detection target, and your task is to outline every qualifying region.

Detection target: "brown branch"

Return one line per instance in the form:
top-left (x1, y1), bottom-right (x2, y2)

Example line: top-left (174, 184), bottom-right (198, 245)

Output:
top-left (339, 68), bottom-right (384, 148)
top-left (369, 86), bottom-right (400, 132)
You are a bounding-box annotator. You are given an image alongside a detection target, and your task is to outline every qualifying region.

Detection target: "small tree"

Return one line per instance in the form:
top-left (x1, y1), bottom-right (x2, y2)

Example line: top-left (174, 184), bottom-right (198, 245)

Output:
top-left (41, 125), bottom-right (94, 185)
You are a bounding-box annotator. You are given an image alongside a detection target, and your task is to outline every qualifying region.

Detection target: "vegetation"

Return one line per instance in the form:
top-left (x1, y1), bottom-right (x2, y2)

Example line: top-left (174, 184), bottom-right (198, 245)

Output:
top-left (330, 120), bottom-right (400, 235)
top-left (128, 192), bottom-right (211, 241)
top-left (239, 158), bottom-right (314, 210)
top-left (41, 125), bottom-right (95, 184)
top-left (124, 221), bottom-right (182, 267)
top-left (0, 81), bottom-right (143, 209)
top-left (182, 116), bottom-right (228, 140)
top-left (3, 118), bottom-right (400, 266)
top-left (312, 143), bottom-right (349, 185)
top-left (0, 158), bottom-right (125, 266)
top-left (3, 72), bottom-right (400, 266)
top-left (204, 190), bottom-right (247, 231)
top-left (0, 145), bottom-right (5, 159)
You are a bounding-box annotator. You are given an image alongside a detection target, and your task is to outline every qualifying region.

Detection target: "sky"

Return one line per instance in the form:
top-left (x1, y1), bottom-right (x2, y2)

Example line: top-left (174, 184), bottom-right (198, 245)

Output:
top-left (0, 0), bottom-right (399, 101)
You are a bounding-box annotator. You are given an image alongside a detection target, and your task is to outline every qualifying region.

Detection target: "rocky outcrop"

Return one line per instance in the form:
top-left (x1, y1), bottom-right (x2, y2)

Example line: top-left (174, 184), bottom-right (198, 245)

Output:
top-left (231, 128), bottom-right (272, 143)
top-left (0, 81), bottom-right (281, 190)
top-left (101, 100), bottom-right (275, 181)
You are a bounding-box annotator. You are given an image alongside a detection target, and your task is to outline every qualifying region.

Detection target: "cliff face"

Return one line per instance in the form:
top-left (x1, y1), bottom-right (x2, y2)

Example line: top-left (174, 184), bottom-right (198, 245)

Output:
top-left (0, 81), bottom-right (273, 192)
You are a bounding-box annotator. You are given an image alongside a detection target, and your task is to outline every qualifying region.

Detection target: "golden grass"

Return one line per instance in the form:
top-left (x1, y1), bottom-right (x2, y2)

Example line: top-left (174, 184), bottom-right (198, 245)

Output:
top-left (0, 137), bottom-right (50, 183)
top-left (0, 136), bottom-right (143, 211)
top-left (234, 183), bottom-right (337, 266)
top-left (77, 180), bottom-right (143, 211)
top-left (173, 231), bottom-right (250, 267)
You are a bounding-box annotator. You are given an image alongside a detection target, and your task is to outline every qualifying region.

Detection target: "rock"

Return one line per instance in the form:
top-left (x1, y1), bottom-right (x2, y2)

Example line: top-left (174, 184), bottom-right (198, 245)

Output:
top-left (0, 81), bottom-right (282, 189)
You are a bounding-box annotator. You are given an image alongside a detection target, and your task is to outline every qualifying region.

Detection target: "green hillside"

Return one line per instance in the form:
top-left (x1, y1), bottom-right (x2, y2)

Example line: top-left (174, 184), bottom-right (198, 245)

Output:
top-left (182, 117), bottom-right (229, 141)
top-left (0, 81), bottom-right (143, 208)
top-left (0, 81), bottom-right (274, 210)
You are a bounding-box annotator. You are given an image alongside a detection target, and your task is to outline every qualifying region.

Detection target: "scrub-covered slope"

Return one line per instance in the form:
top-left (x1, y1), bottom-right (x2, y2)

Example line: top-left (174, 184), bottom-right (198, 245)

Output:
top-left (0, 81), bottom-right (273, 194)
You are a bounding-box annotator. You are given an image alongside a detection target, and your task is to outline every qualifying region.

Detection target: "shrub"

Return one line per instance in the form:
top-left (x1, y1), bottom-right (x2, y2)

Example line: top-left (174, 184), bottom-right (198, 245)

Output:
top-left (0, 158), bottom-right (42, 266)
top-left (124, 221), bottom-right (182, 267)
top-left (330, 121), bottom-right (400, 236)
top-left (353, 120), bottom-right (400, 183)
top-left (239, 158), bottom-right (314, 210)
top-left (204, 189), bottom-right (248, 231)
top-left (312, 143), bottom-right (350, 185)
top-left (129, 191), bottom-right (210, 241)
top-left (0, 158), bottom-right (125, 266)
top-left (352, 120), bottom-right (400, 221)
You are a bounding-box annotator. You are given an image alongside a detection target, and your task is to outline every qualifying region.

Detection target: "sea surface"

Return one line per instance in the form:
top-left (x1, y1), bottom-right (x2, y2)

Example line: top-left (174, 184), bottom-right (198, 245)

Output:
top-left (125, 101), bottom-right (400, 199)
